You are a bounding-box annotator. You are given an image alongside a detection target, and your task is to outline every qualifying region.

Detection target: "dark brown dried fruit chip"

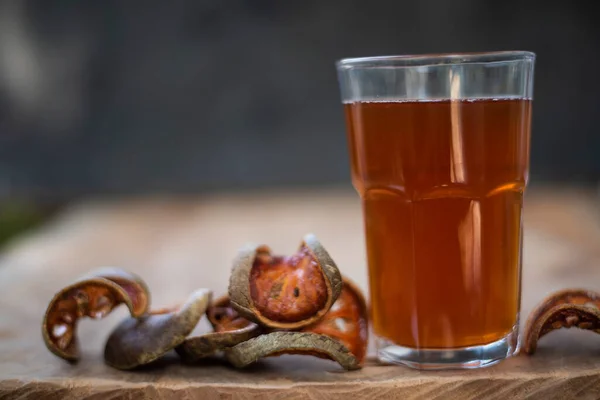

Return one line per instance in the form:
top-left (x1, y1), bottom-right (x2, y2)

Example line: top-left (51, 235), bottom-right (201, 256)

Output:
top-left (42, 268), bottom-right (150, 362)
top-left (176, 295), bottom-right (261, 362)
top-left (225, 331), bottom-right (361, 370)
top-left (303, 277), bottom-right (369, 363)
top-left (229, 234), bottom-right (343, 330)
top-left (524, 289), bottom-right (600, 354)
top-left (104, 289), bottom-right (211, 370)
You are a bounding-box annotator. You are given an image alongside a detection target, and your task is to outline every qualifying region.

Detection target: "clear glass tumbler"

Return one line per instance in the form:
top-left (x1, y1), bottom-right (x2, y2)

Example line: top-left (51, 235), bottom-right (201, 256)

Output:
top-left (336, 51), bottom-right (535, 369)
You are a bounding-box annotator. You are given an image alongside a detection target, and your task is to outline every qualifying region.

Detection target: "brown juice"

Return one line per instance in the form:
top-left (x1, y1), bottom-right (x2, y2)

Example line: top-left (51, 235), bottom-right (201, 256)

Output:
top-left (344, 98), bottom-right (531, 348)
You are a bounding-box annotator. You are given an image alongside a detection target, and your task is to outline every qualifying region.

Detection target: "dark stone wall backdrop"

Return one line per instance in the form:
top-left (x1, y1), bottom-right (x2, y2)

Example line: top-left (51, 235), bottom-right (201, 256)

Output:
top-left (0, 0), bottom-right (598, 198)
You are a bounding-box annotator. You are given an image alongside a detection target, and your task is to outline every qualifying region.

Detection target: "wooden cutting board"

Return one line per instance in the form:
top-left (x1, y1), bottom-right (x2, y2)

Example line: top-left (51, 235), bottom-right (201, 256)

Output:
top-left (1, 187), bottom-right (599, 399)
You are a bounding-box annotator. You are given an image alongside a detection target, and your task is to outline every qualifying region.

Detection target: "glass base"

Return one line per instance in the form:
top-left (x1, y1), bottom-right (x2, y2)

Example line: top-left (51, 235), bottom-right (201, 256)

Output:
top-left (376, 329), bottom-right (519, 370)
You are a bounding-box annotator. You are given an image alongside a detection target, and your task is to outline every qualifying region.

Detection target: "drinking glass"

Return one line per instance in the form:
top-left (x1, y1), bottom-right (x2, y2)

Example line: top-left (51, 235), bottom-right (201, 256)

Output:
top-left (336, 51), bottom-right (535, 369)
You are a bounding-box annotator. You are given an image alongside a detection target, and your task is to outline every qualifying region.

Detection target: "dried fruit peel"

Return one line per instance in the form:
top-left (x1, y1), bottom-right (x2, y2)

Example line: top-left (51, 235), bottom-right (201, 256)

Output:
top-left (250, 246), bottom-right (328, 323)
top-left (303, 277), bottom-right (369, 363)
top-left (176, 295), bottom-right (261, 362)
top-left (524, 289), bottom-right (600, 355)
top-left (42, 268), bottom-right (150, 362)
top-left (225, 331), bottom-right (361, 370)
top-left (177, 323), bottom-right (261, 362)
top-left (104, 288), bottom-right (211, 370)
top-left (229, 233), bottom-right (343, 330)
top-left (79, 267), bottom-right (150, 315)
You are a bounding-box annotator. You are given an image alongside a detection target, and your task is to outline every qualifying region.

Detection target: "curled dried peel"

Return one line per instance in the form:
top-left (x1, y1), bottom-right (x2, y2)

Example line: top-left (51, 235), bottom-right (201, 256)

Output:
top-left (251, 246), bottom-right (328, 323)
top-left (524, 289), bottom-right (600, 354)
top-left (79, 267), bottom-right (150, 315)
top-left (303, 277), bottom-right (369, 363)
top-left (229, 234), bottom-right (343, 330)
top-left (42, 268), bottom-right (150, 362)
top-left (104, 289), bottom-right (211, 370)
top-left (225, 331), bottom-right (360, 370)
top-left (176, 295), bottom-right (261, 362)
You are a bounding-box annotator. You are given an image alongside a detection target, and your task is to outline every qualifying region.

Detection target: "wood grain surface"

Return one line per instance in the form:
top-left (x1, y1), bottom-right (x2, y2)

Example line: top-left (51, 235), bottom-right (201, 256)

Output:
top-left (1, 186), bottom-right (600, 399)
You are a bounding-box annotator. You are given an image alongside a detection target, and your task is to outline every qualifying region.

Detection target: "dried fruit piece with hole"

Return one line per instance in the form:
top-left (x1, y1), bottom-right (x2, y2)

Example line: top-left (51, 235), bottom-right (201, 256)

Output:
top-left (229, 233), bottom-right (343, 330)
top-left (104, 289), bottom-right (211, 370)
top-left (303, 277), bottom-right (369, 363)
top-left (42, 268), bottom-right (150, 362)
top-left (524, 289), bottom-right (600, 354)
top-left (176, 295), bottom-right (261, 362)
top-left (225, 331), bottom-right (361, 370)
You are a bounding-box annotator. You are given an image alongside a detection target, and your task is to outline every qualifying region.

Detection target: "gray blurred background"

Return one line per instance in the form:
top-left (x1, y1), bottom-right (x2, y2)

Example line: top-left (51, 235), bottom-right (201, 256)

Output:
top-left (0, 0), bottom-right (598, 200)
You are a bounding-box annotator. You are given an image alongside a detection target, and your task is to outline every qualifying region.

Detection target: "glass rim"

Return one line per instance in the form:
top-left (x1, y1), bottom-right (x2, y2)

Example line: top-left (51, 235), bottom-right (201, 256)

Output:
top-left (336, 51), bottom-right (535, 70)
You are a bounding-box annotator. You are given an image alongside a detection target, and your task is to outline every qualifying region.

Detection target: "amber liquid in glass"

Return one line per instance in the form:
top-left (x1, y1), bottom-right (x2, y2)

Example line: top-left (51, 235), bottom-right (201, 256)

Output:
top-left (345, 98), bottom-right (531, 349)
